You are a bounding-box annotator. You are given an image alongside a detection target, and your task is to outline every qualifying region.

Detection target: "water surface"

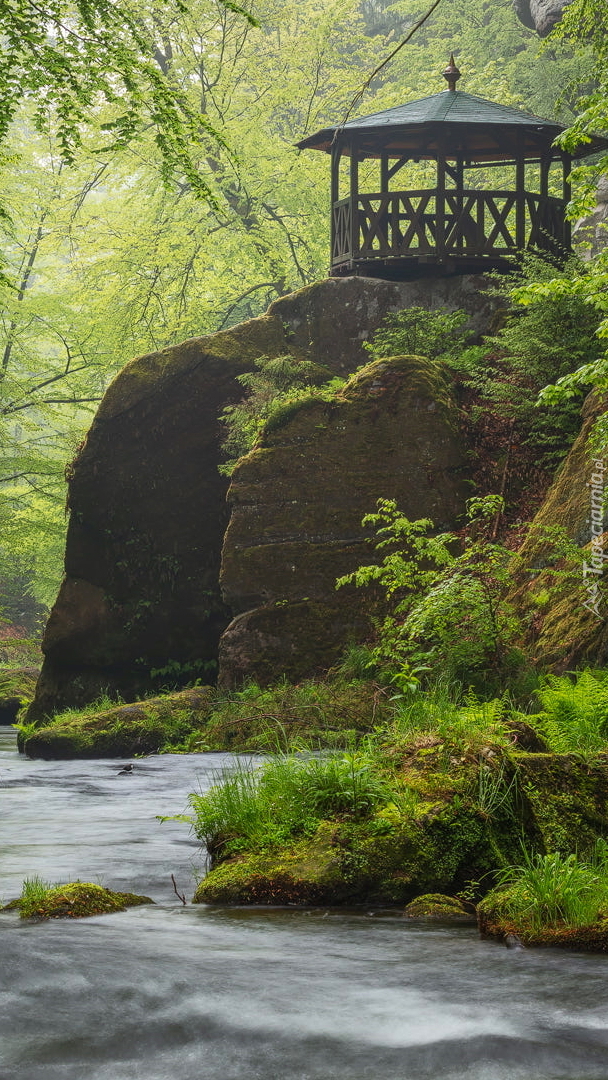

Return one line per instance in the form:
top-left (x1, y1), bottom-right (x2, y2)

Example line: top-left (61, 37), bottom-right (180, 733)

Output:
top-left (1, 730), bottom-right (607, 1080)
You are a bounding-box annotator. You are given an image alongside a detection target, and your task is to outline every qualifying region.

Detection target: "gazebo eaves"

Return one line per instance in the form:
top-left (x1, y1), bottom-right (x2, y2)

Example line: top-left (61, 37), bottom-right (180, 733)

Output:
top-left (297, 90), bottom-right (608, 159)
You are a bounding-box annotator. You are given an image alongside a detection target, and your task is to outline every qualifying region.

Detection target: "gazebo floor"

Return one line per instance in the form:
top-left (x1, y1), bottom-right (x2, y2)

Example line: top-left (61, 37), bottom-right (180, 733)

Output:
top-left (329, 254), bottom-right (521, 280)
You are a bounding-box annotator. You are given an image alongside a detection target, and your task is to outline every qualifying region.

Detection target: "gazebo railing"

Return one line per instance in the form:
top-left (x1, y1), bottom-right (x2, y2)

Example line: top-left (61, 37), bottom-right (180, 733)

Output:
top-left (331, 189), bottom-right (568, 266)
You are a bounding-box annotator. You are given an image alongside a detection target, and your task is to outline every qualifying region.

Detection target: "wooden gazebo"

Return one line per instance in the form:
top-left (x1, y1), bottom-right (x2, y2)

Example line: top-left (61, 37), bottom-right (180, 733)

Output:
top-left (297, 60), bottom-right (608, 279)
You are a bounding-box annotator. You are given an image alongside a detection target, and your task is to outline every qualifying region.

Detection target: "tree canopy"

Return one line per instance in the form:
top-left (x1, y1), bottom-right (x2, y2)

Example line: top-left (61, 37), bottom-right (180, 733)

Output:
top-left (0, 0), bottom-right (258, 197)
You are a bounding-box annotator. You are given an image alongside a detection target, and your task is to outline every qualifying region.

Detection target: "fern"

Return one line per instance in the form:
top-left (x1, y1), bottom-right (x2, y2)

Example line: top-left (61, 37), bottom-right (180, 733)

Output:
top-left (537, 671), bottom-right (608, 754)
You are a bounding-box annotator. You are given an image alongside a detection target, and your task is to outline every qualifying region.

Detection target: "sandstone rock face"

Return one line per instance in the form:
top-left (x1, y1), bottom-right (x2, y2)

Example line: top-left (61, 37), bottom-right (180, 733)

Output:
top-left (512, 0), bottom-right (569, 36)
top-left (574, 179), bottom-right (608, 260)
top-left (29, 275), bottom-right (494, 718)
top-left (218, 356), bottom-right (470, 687)
top-left (509, 390), bottom-right (608, 670)
top-left (270, 274), bottom-right (498, 373)
top-left (30, 316), bottom-right (289, 718)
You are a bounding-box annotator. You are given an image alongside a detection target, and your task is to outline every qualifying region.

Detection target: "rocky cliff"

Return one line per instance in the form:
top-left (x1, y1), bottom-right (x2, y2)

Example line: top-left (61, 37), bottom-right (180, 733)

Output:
top-left (219, 355), bottom-right (469, 686)
top-left (512, 0), bottom-right (568, 36)
top-left (29, 275), bottom-right (494, 718)
top-left (509, 390), bottom-right (608, 669)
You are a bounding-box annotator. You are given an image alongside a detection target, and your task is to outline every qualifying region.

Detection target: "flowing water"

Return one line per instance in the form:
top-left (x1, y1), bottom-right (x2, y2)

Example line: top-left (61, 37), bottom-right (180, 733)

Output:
top-left (1, 728), bottom-right (608, 1080)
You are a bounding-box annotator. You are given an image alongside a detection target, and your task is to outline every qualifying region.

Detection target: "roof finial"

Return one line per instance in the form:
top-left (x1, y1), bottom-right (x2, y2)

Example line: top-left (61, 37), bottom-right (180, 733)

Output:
top-left (443, 54), bottom-right (461, 92)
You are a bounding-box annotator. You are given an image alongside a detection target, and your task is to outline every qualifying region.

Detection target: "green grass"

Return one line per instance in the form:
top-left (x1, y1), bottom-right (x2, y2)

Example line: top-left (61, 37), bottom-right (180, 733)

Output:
top-left (379, 680), bottom-right (515, 762)
top-left (201, 678), bottom-right (389, 751)
top-left (18, 876), bottom-right (55, 917)
top-left (495, 849), bottom-right (608, 931)
top-left (189, 750), bottom-right (392, 858)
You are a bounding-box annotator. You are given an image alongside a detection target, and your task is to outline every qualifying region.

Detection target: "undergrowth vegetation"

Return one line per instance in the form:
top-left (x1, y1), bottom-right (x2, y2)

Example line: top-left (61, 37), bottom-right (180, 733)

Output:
top-left (535, 670), bottom-right (608, 755)
top-left (189, 750), bottom-right (392, 857)
top-left (481, 845), bottom-right (608, 938)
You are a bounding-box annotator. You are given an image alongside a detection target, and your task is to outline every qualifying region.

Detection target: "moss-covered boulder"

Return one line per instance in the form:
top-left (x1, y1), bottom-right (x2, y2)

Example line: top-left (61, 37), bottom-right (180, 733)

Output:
top-left (193, 824), bottom-right (347, 905)
top-left (0, 666), bottom-right (39, 723)
top-left (22, 686), bottom-right (214, 759)
top-left (477, 887), bottom-right (608, 951)
top-left (404, 893), bottom-right (476, 921)
top-left (193, 748), bottom-right (608, 907)
top-left (5, 882), bottom-right (153, 919)
top-left (219, 355), bottom-right (470, 686)
top-left (194, 805), bottom-right (519, 907)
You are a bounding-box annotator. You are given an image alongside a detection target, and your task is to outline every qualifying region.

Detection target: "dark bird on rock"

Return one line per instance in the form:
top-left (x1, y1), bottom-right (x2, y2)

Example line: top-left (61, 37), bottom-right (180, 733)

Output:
top-left (117, 763), bottom-right (134, 775)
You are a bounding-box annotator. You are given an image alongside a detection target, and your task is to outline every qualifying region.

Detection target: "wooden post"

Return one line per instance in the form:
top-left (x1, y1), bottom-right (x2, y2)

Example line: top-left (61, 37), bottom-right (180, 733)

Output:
top-left (350, 143), bottom-right (359, 259)
top-left (330, 140), bottom-right (340, 268)
top-left (435, 145), bottom-right (446, 258)
top-left (380, 152), bottom-right (389, 194)
top-left (515, 131), bottom-right (526, 250)
top-left (540, 152), bottom-right (550, 198)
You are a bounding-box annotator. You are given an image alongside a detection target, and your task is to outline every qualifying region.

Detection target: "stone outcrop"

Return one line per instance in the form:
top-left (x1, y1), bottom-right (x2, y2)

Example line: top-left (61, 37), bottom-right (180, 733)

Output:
top-left (218, 356), bottom-right (469, 687)
top-left (194, 749), bottom-right (608, 907)
top-left (28, 275), bottom-right (496, 719)
top-left (22, 686), bottom-right (215, 758)
top-left (512, 0), bottom-right (569, 36)
top-left (29, 316), bottom-right (286, 719)
top-left (509, 390), bottom-right (608, 670)
top-left (574, 178), bottom-right (608, 260)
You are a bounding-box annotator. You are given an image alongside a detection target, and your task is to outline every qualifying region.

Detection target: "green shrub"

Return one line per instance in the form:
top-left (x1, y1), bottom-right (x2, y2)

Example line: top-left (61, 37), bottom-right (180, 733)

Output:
top-left (337, 496), bottom-right (522, 693)
top-left (364, 306), bottom-right (470, 360)
top-left (219, 354), bottom-right (343, 474)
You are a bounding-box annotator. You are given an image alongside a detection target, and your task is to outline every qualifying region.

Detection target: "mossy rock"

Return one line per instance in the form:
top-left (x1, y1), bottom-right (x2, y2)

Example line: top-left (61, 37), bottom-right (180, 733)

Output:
top-left (22, 686), bottom-right (215, 759)
top-left (193, 824), bottom-right (347, 905)
top-left (0, 667), bottom-right (40, 724)
top-left (508, 390), bottom-right (608, 671)
top-left (193, 750), bottom-right (608, 908)
top-left (6, 882), bottom-right (153, 920)
top-left (477, 886), bottom-right (608, 952)
top-left (512, 752), bottom-right (608, 855)
top-left (404, 893), bottom-right (476, 921)
top-left (219, 353), bottom-right (470, 686)
top-left (194, 797), bottom-right (524, 907)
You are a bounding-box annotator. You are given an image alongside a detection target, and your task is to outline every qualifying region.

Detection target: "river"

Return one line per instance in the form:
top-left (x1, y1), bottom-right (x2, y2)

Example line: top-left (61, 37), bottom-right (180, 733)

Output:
top-left (1, 728), bottom-right (607, 1080)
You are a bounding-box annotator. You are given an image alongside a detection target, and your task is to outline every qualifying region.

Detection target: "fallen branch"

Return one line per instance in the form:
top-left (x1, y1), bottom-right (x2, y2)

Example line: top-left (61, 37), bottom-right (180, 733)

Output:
top-left (171, 874), bottom-right (186, 905)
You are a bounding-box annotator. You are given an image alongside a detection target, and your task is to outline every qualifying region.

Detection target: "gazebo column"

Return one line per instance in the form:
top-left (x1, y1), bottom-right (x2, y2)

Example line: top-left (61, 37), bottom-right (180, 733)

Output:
top-left (380, 152), bottom-right (389, 194)
top-left (515, 131), bottom-right (526, 249)
top-left (330, 140), bottom-right (340, 265)
top-left (435, 146), bottom-right (446, 258)
top-left (350, 148), bottom-right (360, 260)
top-left (539, 151), bottom-right (551, 198)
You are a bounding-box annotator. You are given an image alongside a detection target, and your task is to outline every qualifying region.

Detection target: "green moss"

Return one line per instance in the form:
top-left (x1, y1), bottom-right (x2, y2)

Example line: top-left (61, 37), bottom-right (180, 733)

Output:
top-left (513, 753), bottom-right (608, 854)
top-left (340, 355), bottom-right (455, 416)
top-left (7, 881), bottom-right (153, 919)
top-left (22, 686), bottom-right (215, 759)
top-left (403, 893), bottom-right (475, 919)
top-left (193, 823), bottom-right (345, 905)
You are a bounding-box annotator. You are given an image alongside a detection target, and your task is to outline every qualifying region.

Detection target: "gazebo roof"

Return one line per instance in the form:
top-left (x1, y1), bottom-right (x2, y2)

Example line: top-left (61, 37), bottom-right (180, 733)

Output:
top-left (297, 89), bottom-right (608, 161)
